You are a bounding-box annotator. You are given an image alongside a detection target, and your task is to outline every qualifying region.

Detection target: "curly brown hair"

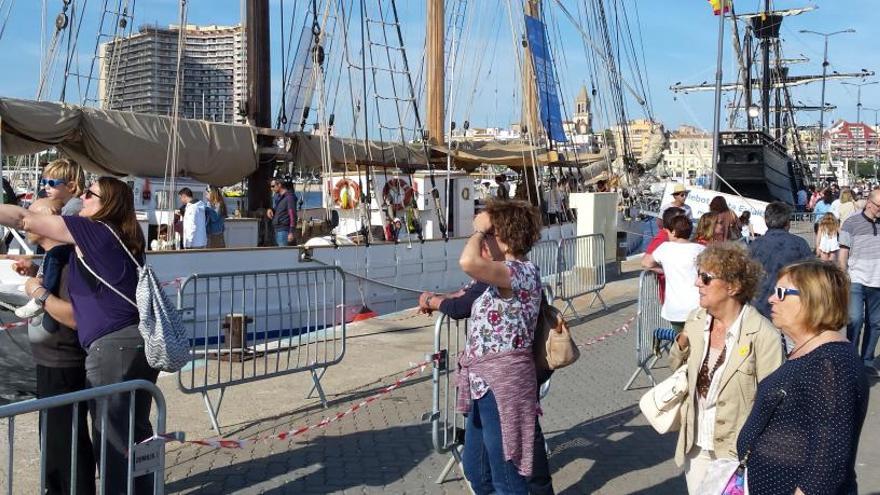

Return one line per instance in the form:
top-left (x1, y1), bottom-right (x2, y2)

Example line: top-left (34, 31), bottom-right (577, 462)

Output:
top-left (483, 199), bottom-right (542, 257)
top-left (696, 242), bottom-right (764, 304)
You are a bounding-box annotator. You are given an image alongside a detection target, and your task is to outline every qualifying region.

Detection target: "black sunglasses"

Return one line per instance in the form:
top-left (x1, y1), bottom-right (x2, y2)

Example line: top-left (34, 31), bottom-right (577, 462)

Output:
top-left (774, 287), bottom-right (800, 301)
top-left (84, 189), bottom-right (102, 199)
top-left (40, 178), bottom-right (66, 188)
top-left (698, 271), bottom-right (716, 285)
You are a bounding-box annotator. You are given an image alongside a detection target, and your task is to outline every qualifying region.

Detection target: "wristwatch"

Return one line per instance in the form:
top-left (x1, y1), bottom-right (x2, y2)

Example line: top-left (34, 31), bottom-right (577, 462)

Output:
top-left (35, 287), bottom-right (50, 307)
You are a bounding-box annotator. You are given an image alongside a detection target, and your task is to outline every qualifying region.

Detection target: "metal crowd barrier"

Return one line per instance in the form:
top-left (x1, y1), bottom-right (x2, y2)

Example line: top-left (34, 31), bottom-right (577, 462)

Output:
top-left (623, 271), bottom-right (671, 390)
top-left (0, 380), bottom-right (169, 495)
top-left (428, 314), bottom-right (551, 490)
top-left (556, 234), bottom-right (607, 318)
top-left (530, 239), bottom-right (562, 300)
top-left (177, 266), bottom-right (346, 434)
top-left (429, 314), bottom-right (468, 486)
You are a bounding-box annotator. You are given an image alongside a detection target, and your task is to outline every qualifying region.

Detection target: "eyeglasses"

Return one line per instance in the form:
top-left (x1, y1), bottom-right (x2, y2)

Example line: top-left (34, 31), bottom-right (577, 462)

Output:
top-left (673, 192), bottom-right (688, 197)
top-left (83, 189), bottom-right (101, 200)
top-left (40, 178), bottom-right (66, 188)
top-left (774, 286), bottom-right (800, 301)
top-left (698, 272), bottom-right (716, 285)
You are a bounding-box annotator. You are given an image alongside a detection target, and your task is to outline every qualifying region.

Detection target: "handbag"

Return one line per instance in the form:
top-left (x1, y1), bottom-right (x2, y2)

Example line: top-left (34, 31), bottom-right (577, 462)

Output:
top-left (639, 364), bottom-right (688, 433)
top-left (697, 388), bottom-right (787, 494)
top-left (533, 296), bottom-right (580, 370)
top-left (76, 223), bottom-right (190, 372)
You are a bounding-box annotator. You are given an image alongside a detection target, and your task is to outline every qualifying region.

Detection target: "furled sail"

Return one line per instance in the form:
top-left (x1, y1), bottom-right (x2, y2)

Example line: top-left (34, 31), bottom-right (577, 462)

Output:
top-left (0, 98), bottom-right (258, 186)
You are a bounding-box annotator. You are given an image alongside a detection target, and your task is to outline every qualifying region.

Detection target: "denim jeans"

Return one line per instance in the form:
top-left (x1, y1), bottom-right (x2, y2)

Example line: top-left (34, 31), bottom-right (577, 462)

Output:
top-left (846, 282), bottom-right (880, 366)
top-left (275, 230), bottom-right (290, 247)
top-left (463, 390), bottom-right (530, 495)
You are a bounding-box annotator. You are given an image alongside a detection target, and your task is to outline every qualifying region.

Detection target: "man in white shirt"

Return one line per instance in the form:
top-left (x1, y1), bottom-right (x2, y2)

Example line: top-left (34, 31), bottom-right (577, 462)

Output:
top-left (178, 187), bottom-right (207, 249)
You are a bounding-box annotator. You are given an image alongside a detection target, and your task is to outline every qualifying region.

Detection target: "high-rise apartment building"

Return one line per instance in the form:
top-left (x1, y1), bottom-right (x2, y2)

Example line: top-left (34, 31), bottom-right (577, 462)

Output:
top-left (99, 24), bottom-right (247, 124)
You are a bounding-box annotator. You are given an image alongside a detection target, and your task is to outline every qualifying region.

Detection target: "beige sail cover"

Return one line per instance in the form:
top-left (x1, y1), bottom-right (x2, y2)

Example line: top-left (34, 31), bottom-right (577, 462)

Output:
top-left (0, 98), bottom-right (258, 186)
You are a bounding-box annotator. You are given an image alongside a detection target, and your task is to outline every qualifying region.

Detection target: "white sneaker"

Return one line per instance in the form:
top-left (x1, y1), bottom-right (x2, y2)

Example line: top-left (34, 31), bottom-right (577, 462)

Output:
top-left (15, 299), bottom-right (44, 319)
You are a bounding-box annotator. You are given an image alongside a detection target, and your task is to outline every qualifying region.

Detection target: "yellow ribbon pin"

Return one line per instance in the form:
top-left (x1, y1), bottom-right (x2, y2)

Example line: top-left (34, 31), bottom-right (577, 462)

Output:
top-left (738, 345), bottom-right (749, 357)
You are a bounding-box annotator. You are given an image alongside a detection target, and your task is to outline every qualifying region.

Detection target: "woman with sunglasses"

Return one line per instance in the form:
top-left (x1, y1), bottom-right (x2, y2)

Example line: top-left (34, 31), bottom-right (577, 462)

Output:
top-left (0, 176), bottom-right (158, 493)
top-left (457, 200), bottom-right (544, 494)
top-left (736, 261), bottom-right (868, 495)
top-left (668, 242), bottom-right (785, 493)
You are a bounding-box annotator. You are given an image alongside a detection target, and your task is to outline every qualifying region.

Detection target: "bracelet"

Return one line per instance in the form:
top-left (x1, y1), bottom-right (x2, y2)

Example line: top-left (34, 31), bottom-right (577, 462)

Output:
top-left (473, 230), bottom-right (487, 237)
top-left (30, 286), bottom-right (48, 301)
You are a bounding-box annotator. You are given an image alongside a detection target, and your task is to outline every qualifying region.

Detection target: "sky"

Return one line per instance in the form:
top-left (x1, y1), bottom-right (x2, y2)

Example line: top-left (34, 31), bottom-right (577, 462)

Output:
top-left (0, 0), bottom-right (877, 136)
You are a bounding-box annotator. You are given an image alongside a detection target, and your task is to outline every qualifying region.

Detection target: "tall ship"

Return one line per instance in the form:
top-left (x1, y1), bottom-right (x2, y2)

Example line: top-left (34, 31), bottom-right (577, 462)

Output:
top-left (671, 3), bottom-right (873, 204)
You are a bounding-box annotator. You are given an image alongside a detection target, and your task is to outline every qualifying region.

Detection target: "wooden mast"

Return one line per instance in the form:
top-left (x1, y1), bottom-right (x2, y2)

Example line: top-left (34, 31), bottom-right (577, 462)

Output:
top-left (426, 0), bottom-right (444, 144)
top-left (520, 0), bottom-right (541, 207)
top-left (245, 0), bottom-right (273, 214)
top-left (522, 0), bottom-right (541, 139)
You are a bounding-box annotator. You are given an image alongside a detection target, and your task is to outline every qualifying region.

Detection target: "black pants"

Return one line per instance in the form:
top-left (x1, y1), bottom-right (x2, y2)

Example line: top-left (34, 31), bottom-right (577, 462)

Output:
top-left (36, 364), bottom-right (96, 495)
top-left (530, 368), bottom-right (555, 495)
top-left (85, 325), bottom-right (160, 494)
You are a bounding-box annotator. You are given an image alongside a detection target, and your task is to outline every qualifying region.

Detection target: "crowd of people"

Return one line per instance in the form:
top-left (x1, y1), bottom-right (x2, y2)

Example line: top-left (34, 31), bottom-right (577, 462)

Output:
top-left (638, 184), bottom-right (877, 493)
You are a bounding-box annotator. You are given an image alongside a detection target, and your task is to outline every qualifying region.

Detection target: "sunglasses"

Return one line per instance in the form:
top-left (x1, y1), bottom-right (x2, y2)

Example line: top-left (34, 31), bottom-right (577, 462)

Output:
top-left (698, 271), bottom-right (716, 285)
top-left (673, 192), bottom-right (688, 197)
top-left (83, 189), bottom-right (102, 200)
top-left (40, 178), bottom-right (66, 188)
top-left (774, 287), bottom-right (800, 301)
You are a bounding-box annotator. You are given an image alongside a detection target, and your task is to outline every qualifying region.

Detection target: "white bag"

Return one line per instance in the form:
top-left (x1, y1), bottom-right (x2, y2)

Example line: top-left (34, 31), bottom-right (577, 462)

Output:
top-left (696, 458), bottom-right (749, 495)
top-left (639, 364), bottom-right (688, 434)
top-left (77, 223), bottom-right (190, 372)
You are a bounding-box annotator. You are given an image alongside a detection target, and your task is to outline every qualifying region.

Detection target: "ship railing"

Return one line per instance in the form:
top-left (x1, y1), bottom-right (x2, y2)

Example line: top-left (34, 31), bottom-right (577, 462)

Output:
top-left (176, 266), bottom-right (346, 434)
top-left (623, 270), bottom-right (673, 391)
top-left (428, 314), bottom-right (551, 489)
top-left (719, 130), bottom-right (788, 156)
top-left (0, 380), bottom-right (171, 495)
top-left (556, 234), bottom-right (608, 318)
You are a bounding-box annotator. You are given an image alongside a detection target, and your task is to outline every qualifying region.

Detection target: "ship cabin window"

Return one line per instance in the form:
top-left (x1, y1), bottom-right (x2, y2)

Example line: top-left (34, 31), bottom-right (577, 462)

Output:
top-left (747, 152), bottom-right (758, 162)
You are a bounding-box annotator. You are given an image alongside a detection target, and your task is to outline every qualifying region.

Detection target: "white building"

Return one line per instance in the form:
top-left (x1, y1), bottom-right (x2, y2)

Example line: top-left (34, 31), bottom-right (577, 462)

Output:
top-left (661, 125), bottom-right (712, 179)
top-left (99, 24), bottom-right (247, 123)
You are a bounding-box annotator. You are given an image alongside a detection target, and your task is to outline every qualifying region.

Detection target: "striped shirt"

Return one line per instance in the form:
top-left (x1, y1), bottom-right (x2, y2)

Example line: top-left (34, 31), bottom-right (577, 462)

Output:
top-left (839, 212), bottom-right (880, 287)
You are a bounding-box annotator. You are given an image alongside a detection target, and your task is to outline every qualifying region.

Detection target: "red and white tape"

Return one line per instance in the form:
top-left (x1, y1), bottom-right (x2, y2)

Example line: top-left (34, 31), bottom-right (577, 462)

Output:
top-left (575, 314), bottom-right (636, 349)
top-left (145, 313), bottom-right (636, 450)
top-left (0, 321), bottom-right (26, 331)
top-left (149, 355), bottom-right (438, 449)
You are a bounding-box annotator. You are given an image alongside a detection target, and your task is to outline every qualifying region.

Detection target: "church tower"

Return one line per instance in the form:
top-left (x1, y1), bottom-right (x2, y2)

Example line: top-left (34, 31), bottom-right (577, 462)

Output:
top-left (573, 85), bottom-right (592, 135)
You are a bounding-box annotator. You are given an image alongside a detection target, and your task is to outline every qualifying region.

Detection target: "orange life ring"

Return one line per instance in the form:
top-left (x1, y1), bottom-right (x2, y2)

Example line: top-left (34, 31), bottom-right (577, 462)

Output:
top-left (331, 178), bottom-right (361, 209)
top-left (382, 178), bottom-right (414, 210)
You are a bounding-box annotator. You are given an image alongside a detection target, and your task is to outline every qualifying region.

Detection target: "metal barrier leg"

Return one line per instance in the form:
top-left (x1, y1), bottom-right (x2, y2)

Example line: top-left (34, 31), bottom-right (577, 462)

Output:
top-left (623, 354), bottom-right (661, 391)
top-left (307, 368), bottom-right (328, 408)
top-left (202, 389), bottom-right (225, 435)
top-left (588, 292), bottom-right (608, 312)
top-left (435, 453), bottom-right (459, 484)
top-left (560, 299), bottom-right (581, 320)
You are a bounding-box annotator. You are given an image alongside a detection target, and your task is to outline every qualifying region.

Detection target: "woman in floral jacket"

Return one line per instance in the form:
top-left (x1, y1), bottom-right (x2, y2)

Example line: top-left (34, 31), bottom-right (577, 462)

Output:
top-left (457, 200), bottom-right (544, 494)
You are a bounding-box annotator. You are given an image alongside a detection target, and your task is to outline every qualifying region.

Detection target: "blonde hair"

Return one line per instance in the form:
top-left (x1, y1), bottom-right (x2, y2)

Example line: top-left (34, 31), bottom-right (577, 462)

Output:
top-left (694, 212), bottom-right (716, 243)
top-left (817, 213), bottom-right (839, 236)
top-left (43, 158), bottom-right (85, 196)
top-left (778, 260), bottom-right (849, 333)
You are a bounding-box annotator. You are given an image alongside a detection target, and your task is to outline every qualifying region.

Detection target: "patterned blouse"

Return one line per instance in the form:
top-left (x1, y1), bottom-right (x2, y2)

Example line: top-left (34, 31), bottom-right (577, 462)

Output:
top-left (465, 260), bottom-right (543, 399)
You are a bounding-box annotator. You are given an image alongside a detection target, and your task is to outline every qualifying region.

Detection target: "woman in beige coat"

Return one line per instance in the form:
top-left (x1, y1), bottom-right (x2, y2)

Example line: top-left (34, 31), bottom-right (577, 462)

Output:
top-left (669, 242), bottom-right (785, 493)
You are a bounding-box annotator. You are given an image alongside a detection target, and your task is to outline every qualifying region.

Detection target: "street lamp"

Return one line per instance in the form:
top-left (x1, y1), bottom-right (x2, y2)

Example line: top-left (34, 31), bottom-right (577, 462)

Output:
top-left (862, 106), bottom-right (880, 180)
top-left (842, 81), bottom-right (879, 123)
top-left (800, 28), bottom-right (855, 177)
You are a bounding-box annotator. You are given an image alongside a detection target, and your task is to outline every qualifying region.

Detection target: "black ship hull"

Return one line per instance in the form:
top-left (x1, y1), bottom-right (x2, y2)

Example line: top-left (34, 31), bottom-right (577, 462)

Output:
top-left (715, 131), bottom-right (810, 205)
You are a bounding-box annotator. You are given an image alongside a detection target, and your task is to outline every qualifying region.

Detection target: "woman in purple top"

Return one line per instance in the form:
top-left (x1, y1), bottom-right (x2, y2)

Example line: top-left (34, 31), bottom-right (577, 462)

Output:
top-left (0, 177), bottom-right (158, 493)
top-left (457, 200), bottom-right (544, 494)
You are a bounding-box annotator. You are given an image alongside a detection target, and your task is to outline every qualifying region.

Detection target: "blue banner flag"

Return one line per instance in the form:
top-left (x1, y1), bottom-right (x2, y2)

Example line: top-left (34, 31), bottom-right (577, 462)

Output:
top-left (525, 15), bottom-right (567, 143)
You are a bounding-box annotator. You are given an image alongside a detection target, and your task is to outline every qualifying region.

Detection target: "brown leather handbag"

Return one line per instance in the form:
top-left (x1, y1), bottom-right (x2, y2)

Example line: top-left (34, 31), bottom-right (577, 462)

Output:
top-left (534, 298), bottom-right (580, 370)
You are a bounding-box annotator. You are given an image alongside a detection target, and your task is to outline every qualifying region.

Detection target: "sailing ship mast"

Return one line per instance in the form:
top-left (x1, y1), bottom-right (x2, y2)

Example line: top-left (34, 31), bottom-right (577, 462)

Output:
top-left (426, 0), bottom-right (444, 144)
top-left (245, 0), bottom-right (273, 212)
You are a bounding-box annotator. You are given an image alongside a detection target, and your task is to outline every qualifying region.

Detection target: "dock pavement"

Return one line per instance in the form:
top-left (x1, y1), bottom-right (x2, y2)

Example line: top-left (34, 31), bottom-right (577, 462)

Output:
top-left (3, 255), bottom-right (879, 494)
